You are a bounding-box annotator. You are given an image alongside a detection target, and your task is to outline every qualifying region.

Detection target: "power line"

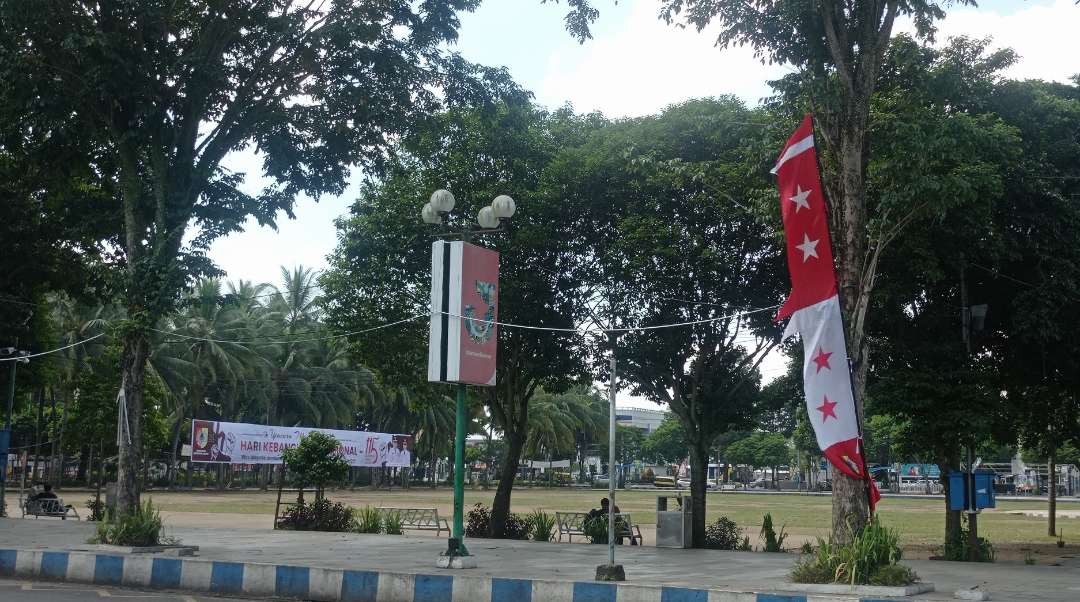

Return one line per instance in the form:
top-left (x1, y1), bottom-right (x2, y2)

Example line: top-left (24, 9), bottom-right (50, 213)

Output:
top-left (433, 304), bottom-right (781, 334)
top-left (150, 314), bottom-right (427, 345)
top-left (0, 333), bottom-right (106, 363)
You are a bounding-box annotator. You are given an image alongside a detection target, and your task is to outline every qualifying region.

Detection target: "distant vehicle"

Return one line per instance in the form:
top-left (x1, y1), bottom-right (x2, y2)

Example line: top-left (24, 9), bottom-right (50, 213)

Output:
top-left (676, 478), bottom-right (720, 490)
top-left (653, 476), bottom-right (676, 488)
top-left (749, 477), bottom-right (769, 489)
top-left (593, 474), bottom-right (610, 488)
top-left (817, 480), bottom-right (832, 491)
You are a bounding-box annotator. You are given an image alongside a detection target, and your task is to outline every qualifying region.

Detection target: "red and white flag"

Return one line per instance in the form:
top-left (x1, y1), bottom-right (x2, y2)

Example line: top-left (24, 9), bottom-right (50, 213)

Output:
top-left (773, 115), bottom-right (880, 510)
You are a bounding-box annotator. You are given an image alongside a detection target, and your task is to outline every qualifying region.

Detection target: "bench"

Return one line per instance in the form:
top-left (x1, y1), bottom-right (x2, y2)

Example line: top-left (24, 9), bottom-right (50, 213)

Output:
top-left (22, 497), bottom-right (80, 520)
top-left (555, 511), bottom-right (642, 545)
top-left (376, 507), bottom-right (449, 536)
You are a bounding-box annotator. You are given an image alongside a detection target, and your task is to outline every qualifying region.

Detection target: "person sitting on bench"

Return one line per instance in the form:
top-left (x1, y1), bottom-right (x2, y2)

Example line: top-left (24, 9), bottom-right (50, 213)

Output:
top-left (29, 484), bottom-right (58, 502)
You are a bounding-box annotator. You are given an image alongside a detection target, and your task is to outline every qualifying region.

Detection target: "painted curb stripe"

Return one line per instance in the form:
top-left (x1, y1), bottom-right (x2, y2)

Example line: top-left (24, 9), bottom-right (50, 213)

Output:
top-left (342, 569), bottom-right (379, 602)
top-left (151, 557), bottom-right (182, 589)
top-left (0, 548), bottom-right (914, 602)
top-left (414, 574), bottom-right (453, 602)
top-left (210, 561), bottom-right (244, 594)
top-left (663, 587), bottom-right (709, 602)
top-left (0, 549), bottom-right (16, 575)
top-left (277, 565), bottom-right (311, 598)
top-left (93, 555), bottom-right (124, 585)
top-left (41, 551), bottom-right (69, 580)
top-left (492, 577), bottom-right (533, 602)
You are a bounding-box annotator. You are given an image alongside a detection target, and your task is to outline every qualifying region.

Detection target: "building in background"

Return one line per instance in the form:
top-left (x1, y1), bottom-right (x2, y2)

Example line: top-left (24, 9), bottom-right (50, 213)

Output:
top-left (615, 406), bottom-right (667, 434)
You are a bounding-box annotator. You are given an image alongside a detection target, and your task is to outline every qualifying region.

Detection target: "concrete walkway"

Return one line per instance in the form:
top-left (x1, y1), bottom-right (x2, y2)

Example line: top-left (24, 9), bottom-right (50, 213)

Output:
top-left (2, 518), bottom-right (1079, 601)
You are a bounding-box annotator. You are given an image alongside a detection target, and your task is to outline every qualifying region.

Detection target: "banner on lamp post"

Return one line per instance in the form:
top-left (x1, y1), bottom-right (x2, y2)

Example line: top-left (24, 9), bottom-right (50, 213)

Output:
top-left (428, 240), bottom-right (499, 386)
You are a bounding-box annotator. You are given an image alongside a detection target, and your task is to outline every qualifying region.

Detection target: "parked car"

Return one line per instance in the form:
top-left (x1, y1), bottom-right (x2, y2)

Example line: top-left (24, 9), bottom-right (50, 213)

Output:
top-left (676, 478), bottom-right (720, 490)
top-left (749, 477), bottom-right (769, 489)
top-left (593, 474), bottom-right (610, 488)
top-left (653, 476), bottom-right (676, 488)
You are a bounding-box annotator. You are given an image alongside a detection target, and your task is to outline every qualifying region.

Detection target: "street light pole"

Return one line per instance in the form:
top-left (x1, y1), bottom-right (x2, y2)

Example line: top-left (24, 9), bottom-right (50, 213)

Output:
top-left (1, 342), bottom-right (25, 518)
top-left (424, 190), bottom-right (515, 569)
top-left (596, 332), bottom-right (625, 581)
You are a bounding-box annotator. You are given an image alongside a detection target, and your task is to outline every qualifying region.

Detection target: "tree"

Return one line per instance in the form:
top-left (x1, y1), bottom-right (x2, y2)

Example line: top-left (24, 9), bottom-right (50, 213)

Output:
top-left (554, 0), bottom-right (974, 540)
top-left (725, 431), bottom-right (789, 486)
top-left (280, 431), bottom-right (349, 503)
top-left (642, 416), bottom-right (689, 464)
top-left (1, 0), bottom-right (481, 515)
top-left (552, 98), bottom-right (783, 547)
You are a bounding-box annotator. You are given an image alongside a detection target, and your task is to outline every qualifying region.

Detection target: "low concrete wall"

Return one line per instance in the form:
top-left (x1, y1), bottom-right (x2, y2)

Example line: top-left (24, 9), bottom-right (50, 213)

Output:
top-left (0, 547), bottom-right (894, 602)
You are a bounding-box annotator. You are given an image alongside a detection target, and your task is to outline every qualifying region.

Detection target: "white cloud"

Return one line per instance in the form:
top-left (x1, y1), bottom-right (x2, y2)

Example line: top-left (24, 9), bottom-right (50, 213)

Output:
top-left (537, 0), bottom-right (789, 117)
top-left (928, 0), bottom-right (1079, 84)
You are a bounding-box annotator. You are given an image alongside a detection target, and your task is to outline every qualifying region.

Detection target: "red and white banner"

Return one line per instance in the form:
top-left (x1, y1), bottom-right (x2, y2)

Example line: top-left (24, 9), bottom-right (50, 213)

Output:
top-left (428, 241), bottom-right (499, 386)
top-left (190, 419), bottom-right (413, 467)
top-left (773, 115), bottom-right (880, 510)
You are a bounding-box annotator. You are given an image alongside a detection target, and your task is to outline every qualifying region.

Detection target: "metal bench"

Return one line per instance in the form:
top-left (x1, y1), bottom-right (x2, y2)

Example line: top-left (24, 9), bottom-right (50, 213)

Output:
top-left (376, 507), bottom-right (449, 536)
top-left (555, 511), bottom-right (642, 544)
top-left (22, 497), bottom-right (80, 520)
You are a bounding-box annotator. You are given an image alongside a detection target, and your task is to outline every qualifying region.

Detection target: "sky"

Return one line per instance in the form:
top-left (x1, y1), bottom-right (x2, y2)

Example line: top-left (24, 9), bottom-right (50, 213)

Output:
top-left (206, 0), bottom-right (1079, 403)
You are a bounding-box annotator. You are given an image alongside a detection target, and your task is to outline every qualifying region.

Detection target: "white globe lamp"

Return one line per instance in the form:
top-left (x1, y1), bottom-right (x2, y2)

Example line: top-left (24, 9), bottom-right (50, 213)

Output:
top-left (492, 195), bottom-right (516, 219)
top-left (430, 189), bottom-right (456, 214)
top-left (477, 206), bottom-right (500, 229)
top-left (421, 203), bottom-right (441, 224)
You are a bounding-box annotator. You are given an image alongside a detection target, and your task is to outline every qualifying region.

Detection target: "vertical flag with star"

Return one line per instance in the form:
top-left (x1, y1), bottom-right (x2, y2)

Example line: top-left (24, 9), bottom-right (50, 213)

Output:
top-left (773, 115), bottom-right (880, 510)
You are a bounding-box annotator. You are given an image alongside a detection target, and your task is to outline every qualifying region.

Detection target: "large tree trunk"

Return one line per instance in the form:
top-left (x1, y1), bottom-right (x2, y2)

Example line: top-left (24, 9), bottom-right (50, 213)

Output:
top-left (940, 454), bottom-right (962, 552)
top-left (824, 116), bottom-right (873, 543)
top-left (1048, 453), bottom-right (1057, 537)
top-left (490, 427), bottom-right (525, 538)
top-left (116, 331), bottom-right (148, 516)
top-left (688, 443), bottom-right (709, 548)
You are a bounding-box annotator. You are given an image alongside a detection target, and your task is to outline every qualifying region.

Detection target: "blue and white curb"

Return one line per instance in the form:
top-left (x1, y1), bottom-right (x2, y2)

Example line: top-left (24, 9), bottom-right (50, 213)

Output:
top-left (0, 549), bottom-right (907, 601)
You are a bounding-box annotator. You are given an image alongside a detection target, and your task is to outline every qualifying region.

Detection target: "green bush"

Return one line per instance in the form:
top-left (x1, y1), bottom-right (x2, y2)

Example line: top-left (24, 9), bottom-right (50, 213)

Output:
top-left (528, 509), bottom-right (556, 542)
top-left (583, 515), bottom-right (609, 544)
top-left (704, 516), bottom-right (745, 550)
top-left (280, 432), bottom-right (350, 498)
top-left (354, 506), bottom-right (382, 534)
top-left (466, 503), bottom-right (490, 537)
top-left (503, 512), bottom-right (532, 540)
top-left (790, 518), bottom-right (916, 586)
top-left (382, 510), bottom-right (404, 535)
top-left (85, 497), bottom-right (105, 522)
top-left (943, 519), bottom-right (995, 562)
top-left (759, 513), bottom-right (788, 552)
top-left (277, 498), bottom-right (354, 532)
top-left (90, 501), bottom-right (167, 547)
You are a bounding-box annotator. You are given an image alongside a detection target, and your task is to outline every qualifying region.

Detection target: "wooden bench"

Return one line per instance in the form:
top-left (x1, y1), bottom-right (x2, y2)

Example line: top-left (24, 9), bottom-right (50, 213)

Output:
top-left (376, 507), bottom-right (449, 536)
top-left (22, 497), bottom-right (80, 520)
top-left (555, 511), bottom-right (642, 545)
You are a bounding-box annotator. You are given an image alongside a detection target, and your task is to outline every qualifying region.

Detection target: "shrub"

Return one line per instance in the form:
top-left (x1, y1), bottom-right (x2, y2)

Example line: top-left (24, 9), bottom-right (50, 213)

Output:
top-left (790, 518), bottom-right (916, 586)
top-left (704, 516), bottom-right (744, 550)
top-left (759, 513), bottom-right (788, 552)
top-left (528, 509), bottom-right (556, 542)
top-left (583, 515), bottom-right (609, 544)
top-left (86, 497), bottom-right (105, 522)
top-left (943, 519), bottom-right (995, 562)
top-left (466, 503), bottom-right (490, 537)
top-left (641, 468), bottom-right (655, 483)
top-left (383, 511), bottom-right (404, 535)
top-left (503, 513), bottom-right (532, 540)
top-left (280, 432), bottom-right (350, 499)
top-left (90, 500), bottom-right (167, 547)
top-left (354, 506), bottom-right (382, 534)
top-left (277, 498), bottom-right (354, 532)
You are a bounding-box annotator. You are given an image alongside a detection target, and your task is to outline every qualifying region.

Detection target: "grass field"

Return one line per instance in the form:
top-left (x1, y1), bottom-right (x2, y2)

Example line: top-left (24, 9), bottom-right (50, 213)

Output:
top-left (144, 486), bottom-right (1079, 553)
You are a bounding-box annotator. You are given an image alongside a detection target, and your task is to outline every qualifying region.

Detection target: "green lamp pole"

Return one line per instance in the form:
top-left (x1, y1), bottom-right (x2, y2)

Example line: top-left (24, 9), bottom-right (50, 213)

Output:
top-left (423, 189), bottom-right (516, 565)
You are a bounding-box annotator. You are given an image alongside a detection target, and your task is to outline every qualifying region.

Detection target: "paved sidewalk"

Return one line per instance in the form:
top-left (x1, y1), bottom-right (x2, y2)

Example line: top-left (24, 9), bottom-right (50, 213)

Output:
top-left (2, 518), bottom-right (1079, 601)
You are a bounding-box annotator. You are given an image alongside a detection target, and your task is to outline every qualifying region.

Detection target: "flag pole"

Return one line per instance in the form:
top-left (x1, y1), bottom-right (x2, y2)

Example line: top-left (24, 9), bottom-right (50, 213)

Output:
top-left (808, 115), bottom-right (875, 517)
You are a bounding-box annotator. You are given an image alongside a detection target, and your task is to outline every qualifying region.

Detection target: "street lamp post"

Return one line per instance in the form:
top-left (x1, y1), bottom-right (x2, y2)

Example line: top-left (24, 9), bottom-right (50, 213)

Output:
top-left (1, 345), bottom-right (29, 518)
top-left (422, 189), bottom-right (515, 567)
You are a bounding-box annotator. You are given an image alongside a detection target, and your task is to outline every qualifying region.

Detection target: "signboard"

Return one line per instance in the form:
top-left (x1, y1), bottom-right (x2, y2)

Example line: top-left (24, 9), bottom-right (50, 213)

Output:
top-left (0, 428), bottom-right (9, 483)
top-left (428, 240), bottom-right (499, 385)
top-left (190, 420), bottom-right (413, 467)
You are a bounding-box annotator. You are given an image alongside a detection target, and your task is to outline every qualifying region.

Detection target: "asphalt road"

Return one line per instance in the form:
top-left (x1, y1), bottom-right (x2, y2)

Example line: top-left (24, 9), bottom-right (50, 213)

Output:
top-left (0, 579), bottom-right (250, 601)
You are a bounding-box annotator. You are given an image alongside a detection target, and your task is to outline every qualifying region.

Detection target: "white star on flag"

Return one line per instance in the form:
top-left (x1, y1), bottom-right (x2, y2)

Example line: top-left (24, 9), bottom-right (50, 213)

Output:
top-left (796, 234), bottom-right (819, 262)
top-left (789, 185), bottom-right (811, 212)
